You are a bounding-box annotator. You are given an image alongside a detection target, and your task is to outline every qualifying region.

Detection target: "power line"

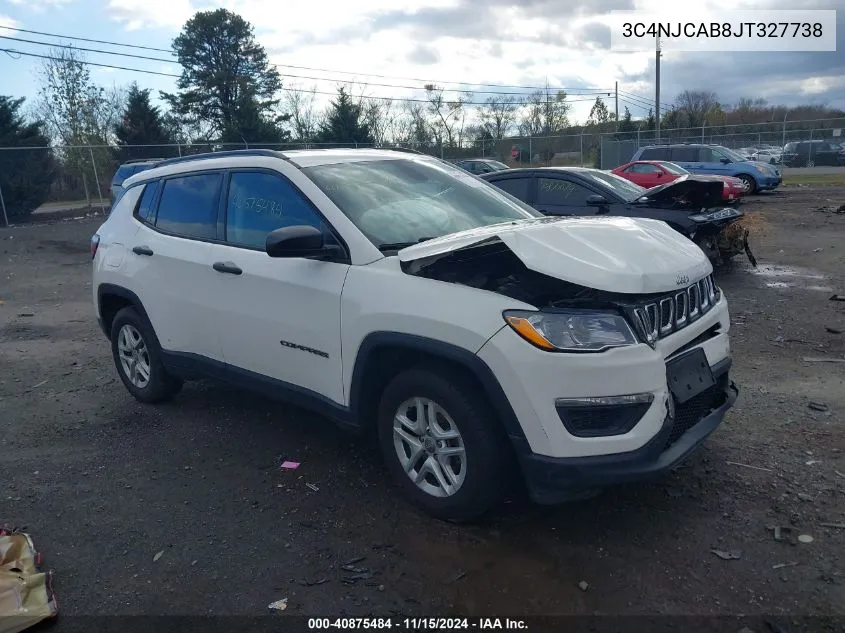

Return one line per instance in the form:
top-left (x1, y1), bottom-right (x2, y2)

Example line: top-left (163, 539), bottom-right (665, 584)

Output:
top-left (0, 34), bottom-right (613, 98)
top-left (618, 89), bottom-right (673, 111)
top-left (1, 47), bottom-right (608, 106)
top-left (0, 24), bottom-right (615, 94)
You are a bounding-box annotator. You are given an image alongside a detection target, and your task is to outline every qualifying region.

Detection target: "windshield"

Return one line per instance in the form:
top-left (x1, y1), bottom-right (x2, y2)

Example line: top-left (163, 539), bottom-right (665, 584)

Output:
top-left (584, 170), bottom-right (645, 202)
top-left (659, 162), bottom-right (689, 175)
top-left (303, 158), bottom-right (541, 249)
top-left (718, 147), bottom-right (748, 162)
top-left (486, 160), bottom-right (509, 170)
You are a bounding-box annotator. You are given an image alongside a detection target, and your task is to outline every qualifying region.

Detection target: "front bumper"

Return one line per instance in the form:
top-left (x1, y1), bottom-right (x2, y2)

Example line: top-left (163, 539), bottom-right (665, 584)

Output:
top-left (516, 360), bottom-right (737, 504)
top-left (757, 174), bottom-right (782, 190)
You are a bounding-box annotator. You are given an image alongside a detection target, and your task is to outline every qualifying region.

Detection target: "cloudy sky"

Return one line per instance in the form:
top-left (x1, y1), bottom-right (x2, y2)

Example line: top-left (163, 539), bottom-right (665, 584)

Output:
top-left (0, 0), bottom-right (842, 126)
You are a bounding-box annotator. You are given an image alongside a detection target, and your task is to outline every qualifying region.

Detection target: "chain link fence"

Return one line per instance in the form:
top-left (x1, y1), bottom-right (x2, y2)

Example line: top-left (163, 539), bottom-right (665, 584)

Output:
top-left (1, 119), bottom-right (843, 224)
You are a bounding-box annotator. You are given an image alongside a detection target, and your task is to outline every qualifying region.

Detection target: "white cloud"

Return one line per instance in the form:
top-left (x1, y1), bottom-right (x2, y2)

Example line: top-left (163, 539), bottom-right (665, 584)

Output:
top-left (6, 0), bottom-right (74, 13)
top-left (107, 0), bottom-right (198, 29)
top-left (0, 14), bottom-right (20, 31)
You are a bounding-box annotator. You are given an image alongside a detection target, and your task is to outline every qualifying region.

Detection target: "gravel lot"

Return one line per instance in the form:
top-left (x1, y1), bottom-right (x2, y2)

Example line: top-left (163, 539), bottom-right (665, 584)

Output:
top-left (1, 185), bottom-right (844, 629)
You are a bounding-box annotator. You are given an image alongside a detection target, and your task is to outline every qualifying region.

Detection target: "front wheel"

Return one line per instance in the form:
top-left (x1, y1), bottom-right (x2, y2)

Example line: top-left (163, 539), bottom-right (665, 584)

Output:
top-left (737, 174), bottom-right (757, 195)
top-left (376, 368), bottom-right (513, 522)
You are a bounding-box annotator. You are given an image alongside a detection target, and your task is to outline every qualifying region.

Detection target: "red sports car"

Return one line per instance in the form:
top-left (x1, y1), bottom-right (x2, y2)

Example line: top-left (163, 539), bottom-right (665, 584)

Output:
top-left (612, 160), bottom-right (748, 202)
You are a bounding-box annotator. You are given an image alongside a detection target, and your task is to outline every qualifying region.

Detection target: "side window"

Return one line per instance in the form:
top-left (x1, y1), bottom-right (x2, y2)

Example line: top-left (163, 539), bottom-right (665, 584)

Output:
top-left (492, 177), bottom-right (531, 201)
top-left (536, 178), bottom-right (593, 206)
top-left (225, 171), bottom-right (328, 249)
top-left (670, 147), bottom-right (698, 162)
top-left (697, 147), bottom-right (715, 162)
top-left (135, 181), bottom-right (160, 223)
top-left (155, 173), bottom-right (222, 240)
top-left (639, 148), bottom-right (667, 160)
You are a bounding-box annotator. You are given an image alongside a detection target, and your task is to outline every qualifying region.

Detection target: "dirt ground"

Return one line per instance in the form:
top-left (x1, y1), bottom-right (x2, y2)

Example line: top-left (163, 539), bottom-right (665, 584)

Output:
top-left (1, 186), bottom-right (844, 630)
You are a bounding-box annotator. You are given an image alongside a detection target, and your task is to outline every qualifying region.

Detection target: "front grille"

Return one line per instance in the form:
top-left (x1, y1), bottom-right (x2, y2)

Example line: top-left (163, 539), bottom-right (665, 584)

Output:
top-left (631, 275), bottom-right (718, 344)
top-left (664, 379), bottom-right (728, 450)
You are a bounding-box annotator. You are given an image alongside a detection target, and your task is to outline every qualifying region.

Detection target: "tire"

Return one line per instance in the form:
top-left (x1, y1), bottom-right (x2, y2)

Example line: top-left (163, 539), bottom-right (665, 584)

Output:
top-left (110, 306), bottom-right (183, 403)
top-left (376, 367), bottom-right (513, 522)
top-left (737, 174), bottom-right (756, 195)
top-left (806, 160), bottom-right (815, 168)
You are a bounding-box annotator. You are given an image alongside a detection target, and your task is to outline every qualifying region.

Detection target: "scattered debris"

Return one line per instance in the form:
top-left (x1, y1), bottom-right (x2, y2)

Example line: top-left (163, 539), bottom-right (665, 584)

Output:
top-left (802, 356), bottom-right (845, 363)
top-left (834, 471), bottom-right (845, 479)
top-left (298, 578), bottom-right (330, 586)
top-left (806, 460), bottom-right (821, 466)
top-left (826, 327), bottom-right (842, 334)
top-left (152, 550), bottom-right (164, 562)
top-left (280, 461), bottom-right (300, 470)
top-left (797, 534), bottom-right (814, 544)
top-left (0, 529), bottom-right (58, 630)
top-left (17, 313), bottom-right (34, 317)
top-left (305, 483), bottom-right (319, 492)
top-left (190, 560), bottom-right (198, 566)
top-left (819, 523), bottom-right (845, 530)
top-left (449, 571), bottom-right (467, 584)
top-left (772, 526), bottom-right (795, 543)
top-left (341, 563), bottom-right (368, 573)
top-left (711, 549), bottom-right (742, 560)
top-left (808, 402), bottom-right (829, 412)
top-left (577, 581), bottom-right (589, 591)
top-left (342, 556), bottom-right (366, 566)
top-left (830, 294), bottom-right (845, 302)
top-left (726, 461), bottom-right (772, 472)
top-left (268, 597), bottom-right (288, 611)
top-left (342, 572), bottom-right (374, 584)
top-left (813, 248), bottom-right (823, 252)
top-left (29, 380), bottom-right (49, 390)
top-left (772, 562), bottom-right (799, 570)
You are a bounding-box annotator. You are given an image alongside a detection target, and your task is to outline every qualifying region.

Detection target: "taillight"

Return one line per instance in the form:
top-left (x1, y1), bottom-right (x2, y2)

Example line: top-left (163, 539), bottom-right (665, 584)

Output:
top-left (90, 234), bottom-right (100, 259)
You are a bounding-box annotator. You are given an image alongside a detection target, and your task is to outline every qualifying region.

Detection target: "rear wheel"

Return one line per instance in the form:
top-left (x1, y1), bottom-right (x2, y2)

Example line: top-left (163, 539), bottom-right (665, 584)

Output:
top-left (737, 174), bottom-right (756, 194)
top-left (110, 307), bottom-right (183, 403)
top-left (376, 368), bottom-right (513, 522)
top-left (806, 159), bottom-right (815, 168)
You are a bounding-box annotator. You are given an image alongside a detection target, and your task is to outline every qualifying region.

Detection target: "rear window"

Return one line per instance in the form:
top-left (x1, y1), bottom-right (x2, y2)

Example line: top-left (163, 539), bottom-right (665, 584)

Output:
top-left (638, 147), bottom-right (668, 160)
top-left (669, 147), bottom-right (699, 162)
top-left (154, 173), bottom-right (222, 240)
top-left (136, 181), bottom-right (160, 223)
top-left (113, 165), bottom-right (137, 182)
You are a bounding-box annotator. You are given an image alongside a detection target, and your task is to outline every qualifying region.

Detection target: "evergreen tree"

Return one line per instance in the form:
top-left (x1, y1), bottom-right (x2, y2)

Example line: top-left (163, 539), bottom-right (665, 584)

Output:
top-left (0, 96), bottom-right (57, 220)
top-left (618, 106), bottom-right (636, 133)
top-left (115, 83), bottom-right (176, 159)
top-left (314, 87), bottom-right (375, 147)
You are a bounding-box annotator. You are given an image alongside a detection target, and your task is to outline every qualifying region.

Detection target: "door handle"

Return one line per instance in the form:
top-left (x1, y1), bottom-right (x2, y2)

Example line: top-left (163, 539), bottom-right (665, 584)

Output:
top-left (212, 261), bottom-right (243, 275)
top-left (132, 245), bottom-right (153, 256)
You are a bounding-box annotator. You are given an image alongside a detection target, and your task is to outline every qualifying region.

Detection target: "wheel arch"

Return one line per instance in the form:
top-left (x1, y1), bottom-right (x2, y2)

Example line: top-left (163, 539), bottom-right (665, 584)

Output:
top-left (348, 332), bottom-right (526, 444)
top-left (97, 284), bottom-right (155, 343)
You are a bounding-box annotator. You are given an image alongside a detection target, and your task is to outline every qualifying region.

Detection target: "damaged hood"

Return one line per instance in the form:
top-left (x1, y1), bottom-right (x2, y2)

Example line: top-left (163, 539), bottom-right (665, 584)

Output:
top-left (635, 176), bottom-right (725, 208)
top-left (398, 216), bottom-right (713, 295)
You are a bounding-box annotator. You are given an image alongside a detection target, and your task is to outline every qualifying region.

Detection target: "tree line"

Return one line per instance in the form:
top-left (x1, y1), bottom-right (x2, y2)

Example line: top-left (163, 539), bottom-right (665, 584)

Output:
top-left (1, 7), bottom-right (843, 219)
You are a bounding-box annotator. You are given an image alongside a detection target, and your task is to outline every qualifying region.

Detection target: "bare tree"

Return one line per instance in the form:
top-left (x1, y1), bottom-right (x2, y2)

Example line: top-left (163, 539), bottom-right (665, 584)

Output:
top-left (283, 83), bottom-right (319, 143)
top-left (518, 85), bottom-right (571, 137)
top-left (424, 84), bottom-right (471, 151)
top-left (479, 95), bottom-right (518, 140)
top-left (674, 90), bottom-right (719, 128)
top-left (362, 98), bottom-right (394, 146)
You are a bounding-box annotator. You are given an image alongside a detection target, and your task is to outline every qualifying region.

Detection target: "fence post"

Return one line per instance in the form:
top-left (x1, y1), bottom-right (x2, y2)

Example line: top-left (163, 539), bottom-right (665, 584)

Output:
top-left (0, 181), bottom-right (9, 227)
top-left (89, 147), bottom-right (103, 206)
top-left (177, 143), bottom-right (182, 157)
top-left (701, 125), bottom-right (705, 142)
top-left (528, 137), bottom-right (532, 166)
top-left (579, 132), bottom-right (583, 167)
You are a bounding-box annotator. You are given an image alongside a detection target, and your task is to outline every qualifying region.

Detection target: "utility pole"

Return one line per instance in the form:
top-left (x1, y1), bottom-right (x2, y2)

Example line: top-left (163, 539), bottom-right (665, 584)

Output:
top-left (615, 81), bottom-right (619, 132)
top-left (655, 36), bottom-right (662, 142)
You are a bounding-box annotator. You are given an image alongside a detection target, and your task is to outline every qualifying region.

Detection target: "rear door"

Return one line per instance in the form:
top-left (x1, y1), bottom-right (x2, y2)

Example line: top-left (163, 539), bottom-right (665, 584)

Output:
top-left (207, 168), bottom-right (349, 404)
top-left (670, 146), bottom-right (704, 173)
top-left (486, 174), bottom-right (534, 205)
top-left (127, 172), bottom-right (226, 361)
top-left (533, 174), bottom-right (605, 216)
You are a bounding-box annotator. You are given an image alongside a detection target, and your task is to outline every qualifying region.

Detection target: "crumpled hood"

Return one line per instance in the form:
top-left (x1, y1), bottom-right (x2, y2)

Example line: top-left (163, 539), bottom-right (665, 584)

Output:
top-left (398, 216), bottom-right (713, 294)
top-left (636, 176), bottom-right (725, 208)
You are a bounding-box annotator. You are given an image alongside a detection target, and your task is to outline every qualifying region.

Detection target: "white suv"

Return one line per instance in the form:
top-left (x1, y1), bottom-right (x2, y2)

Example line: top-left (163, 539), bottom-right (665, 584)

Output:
top-left (92, 149), bottom-right (738, 521)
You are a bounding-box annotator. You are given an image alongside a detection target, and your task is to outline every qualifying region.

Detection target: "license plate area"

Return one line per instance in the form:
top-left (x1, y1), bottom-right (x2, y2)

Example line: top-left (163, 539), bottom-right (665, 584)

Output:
top-left (666, 348), bottom-right (715, 404)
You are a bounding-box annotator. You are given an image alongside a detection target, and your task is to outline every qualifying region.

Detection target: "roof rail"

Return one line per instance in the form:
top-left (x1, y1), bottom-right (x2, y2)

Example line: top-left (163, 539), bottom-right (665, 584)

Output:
top-left (124, 157), bottom-right (165, 164)
top-left (153, 149), bottom-right (289, 169)
top-left (387, 146), bottom-right (425, 155)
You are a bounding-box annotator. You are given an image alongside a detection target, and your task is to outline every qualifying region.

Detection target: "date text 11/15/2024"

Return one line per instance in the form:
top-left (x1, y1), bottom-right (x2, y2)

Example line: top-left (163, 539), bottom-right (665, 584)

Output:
top-left (307, 618), bottom-right (529, 630)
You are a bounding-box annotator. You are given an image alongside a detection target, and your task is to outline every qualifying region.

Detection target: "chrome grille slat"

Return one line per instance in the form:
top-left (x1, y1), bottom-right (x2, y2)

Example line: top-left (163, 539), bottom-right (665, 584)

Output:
top-left (632, 275), bottom-right (717, 345)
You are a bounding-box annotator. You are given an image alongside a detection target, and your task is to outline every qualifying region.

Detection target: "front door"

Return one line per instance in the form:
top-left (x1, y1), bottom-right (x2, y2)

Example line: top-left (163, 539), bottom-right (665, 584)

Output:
top-left (533, 175), bottom-right (605, 216)
top-left (208, 169), bottom-right (349, 404)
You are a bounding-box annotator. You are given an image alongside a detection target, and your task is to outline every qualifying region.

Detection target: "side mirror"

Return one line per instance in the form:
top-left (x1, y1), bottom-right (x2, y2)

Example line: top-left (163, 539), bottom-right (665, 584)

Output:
top-left (720, 157), bottom-right (731, 164)
top-left (656, 171), bottom-right (663, 177)
top-left (266, 225), bottom-right (336, 259)
top-left (586, 194), bottom-right (608, 206)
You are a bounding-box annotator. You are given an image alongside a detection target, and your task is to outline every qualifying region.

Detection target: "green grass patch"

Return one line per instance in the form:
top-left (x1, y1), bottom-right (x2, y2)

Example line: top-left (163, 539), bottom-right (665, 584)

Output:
top-left (783, 173), bottom-right (845, 186)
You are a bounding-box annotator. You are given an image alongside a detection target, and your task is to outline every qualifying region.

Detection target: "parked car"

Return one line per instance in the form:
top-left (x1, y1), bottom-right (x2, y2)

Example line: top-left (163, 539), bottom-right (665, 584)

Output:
top-left (735, 147), bottom-right (757, 160)
top-left (454, 158), bottom-right (510, 175)
top-left (611, 160), bottom-right (748, 203)
top-left (781, 140), bottom-right (845, 167)
top-left (630, 144), bottom-right (782, 194)
top-left (481, 166), bottom-right (755, 267)
top-left (91, 149), bottom-right (738, 521)
top-left (110, 159), bottom-right (163, 205)
top-left (750, 149), bottom-right (782, 164)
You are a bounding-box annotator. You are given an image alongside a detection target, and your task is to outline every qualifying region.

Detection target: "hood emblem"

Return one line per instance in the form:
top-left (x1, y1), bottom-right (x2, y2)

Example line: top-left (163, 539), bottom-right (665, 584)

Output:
top-left (675, 273), bottom-right (690, 286)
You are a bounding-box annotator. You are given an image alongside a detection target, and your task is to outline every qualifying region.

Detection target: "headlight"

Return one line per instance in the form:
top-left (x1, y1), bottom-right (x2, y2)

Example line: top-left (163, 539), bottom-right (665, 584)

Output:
top-left (504, 310), bottom-right (638, 352)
